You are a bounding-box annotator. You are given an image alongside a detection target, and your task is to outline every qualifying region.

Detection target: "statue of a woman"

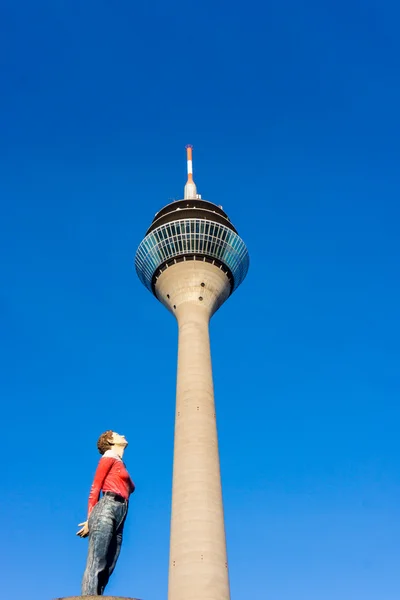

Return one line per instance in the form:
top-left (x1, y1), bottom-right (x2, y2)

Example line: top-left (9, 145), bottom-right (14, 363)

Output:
top-left (77, 430), bottom-right (135, 596)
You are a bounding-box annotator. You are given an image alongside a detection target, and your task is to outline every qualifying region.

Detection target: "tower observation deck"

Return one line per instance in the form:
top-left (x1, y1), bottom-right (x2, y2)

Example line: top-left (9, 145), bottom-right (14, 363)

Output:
top-left (135, 147), bottom-right (249, 600)
top-left (135, 194), bottom-right (248, 298)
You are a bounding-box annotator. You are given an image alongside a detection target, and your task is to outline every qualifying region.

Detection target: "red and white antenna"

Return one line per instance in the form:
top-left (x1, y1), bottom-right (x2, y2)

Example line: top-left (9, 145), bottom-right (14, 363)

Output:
top-left (184, 144), bottom-right (198, 199)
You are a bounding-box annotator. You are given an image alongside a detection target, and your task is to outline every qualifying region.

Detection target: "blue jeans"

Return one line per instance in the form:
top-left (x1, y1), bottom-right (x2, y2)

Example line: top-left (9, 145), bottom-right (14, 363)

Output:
top-left (81, 494), bottom-right (128, 596)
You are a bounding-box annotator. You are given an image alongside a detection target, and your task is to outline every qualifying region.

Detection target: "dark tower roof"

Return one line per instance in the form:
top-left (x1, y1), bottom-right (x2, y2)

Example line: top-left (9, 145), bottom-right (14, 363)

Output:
top-left (146, 199), bottom-right (238, 236)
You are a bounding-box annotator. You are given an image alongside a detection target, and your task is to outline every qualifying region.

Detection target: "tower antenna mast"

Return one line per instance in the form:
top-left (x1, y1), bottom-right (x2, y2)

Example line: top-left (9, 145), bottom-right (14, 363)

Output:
top-left (184, 144), bottom-right (197, 200)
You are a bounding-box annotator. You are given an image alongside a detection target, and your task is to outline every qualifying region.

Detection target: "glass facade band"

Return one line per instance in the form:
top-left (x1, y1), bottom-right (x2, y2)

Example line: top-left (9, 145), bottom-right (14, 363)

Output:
top-left (135, 218), bottom-right (249, 293)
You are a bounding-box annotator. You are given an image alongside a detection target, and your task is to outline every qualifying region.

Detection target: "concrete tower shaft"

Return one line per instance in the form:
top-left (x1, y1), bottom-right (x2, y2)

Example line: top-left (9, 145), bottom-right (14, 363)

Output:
top-left (156, 261), bottom-right (231, 600)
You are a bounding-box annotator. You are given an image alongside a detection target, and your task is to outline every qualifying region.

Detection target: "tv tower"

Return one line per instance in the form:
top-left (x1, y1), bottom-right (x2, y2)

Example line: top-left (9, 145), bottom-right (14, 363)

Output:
top-left (135, 147), bottom-right (249, 600)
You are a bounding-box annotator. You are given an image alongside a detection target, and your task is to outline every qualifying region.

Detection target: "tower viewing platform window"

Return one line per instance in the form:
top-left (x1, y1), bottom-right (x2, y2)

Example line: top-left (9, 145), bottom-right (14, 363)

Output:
top-left (135, 218), bottom-right (249, 294)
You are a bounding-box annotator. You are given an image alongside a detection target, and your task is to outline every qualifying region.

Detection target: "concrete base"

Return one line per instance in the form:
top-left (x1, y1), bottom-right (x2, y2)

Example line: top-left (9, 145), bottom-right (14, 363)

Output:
top-left (54, 597), bottom-right (141, 600)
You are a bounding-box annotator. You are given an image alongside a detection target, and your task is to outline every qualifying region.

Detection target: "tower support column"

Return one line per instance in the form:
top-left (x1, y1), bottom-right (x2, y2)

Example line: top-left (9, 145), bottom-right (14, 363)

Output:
top-left (155, 261), bottom-right (231, 600)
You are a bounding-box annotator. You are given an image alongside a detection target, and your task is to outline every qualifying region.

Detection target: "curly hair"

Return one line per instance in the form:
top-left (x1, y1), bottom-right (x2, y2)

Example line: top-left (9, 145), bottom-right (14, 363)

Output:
top-left (97, 430), bottom-right (114, 455)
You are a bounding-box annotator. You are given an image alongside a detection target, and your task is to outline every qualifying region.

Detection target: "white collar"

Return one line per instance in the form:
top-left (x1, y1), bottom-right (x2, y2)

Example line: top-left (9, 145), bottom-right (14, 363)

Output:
top-left (103, 449), bottom-right (122, 461)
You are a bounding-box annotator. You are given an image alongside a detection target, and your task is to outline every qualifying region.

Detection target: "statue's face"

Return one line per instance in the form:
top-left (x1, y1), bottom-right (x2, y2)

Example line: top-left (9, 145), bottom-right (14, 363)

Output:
top-left (112, 431), bottom-right (128, 446)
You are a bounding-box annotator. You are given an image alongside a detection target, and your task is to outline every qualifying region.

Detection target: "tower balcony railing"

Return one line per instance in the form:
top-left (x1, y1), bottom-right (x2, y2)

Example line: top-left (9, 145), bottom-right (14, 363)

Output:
top-left (135, 218), bottom-right (249, 293)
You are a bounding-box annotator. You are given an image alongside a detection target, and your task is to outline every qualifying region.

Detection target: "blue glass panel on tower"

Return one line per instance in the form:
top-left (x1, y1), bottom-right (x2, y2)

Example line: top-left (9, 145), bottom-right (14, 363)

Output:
top-left (135, 210), bottom-right (249, 295)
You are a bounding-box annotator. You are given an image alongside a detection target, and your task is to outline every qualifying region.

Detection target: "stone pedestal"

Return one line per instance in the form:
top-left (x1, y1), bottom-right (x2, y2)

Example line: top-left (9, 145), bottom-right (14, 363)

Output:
top-left (54, 596), bottom-right (141, 600)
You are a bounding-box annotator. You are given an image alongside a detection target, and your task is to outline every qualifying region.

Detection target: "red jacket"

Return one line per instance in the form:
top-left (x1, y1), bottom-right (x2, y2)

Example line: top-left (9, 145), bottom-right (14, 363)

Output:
top-left (88, 450), bottom-right (135, 516)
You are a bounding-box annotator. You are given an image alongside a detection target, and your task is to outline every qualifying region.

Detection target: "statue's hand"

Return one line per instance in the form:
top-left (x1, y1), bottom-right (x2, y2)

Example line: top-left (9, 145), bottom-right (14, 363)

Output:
top-left (76, 521), bottom-right (89, 538)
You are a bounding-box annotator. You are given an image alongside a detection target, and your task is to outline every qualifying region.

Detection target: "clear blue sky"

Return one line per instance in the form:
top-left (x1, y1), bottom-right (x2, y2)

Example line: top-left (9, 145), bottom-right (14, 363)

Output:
top-left (1, 1), bottom-right (399, 599)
